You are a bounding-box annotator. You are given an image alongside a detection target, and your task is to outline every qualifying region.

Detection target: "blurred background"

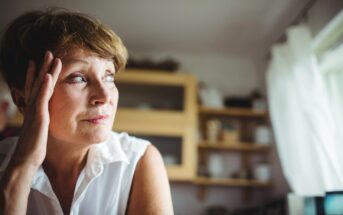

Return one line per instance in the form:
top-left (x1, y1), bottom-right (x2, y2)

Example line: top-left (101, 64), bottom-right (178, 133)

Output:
top-left (1, 0), bottom-right (343, 214)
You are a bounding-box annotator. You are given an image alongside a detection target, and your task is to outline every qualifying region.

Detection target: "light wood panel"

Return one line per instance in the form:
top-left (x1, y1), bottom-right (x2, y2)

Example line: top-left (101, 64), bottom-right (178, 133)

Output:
top-left (118, 70), bottom-right (194, 86)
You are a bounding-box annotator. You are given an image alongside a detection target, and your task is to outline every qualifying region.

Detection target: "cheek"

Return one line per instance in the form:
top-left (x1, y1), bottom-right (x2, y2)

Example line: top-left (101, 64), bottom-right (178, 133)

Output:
top-left (49, 84), bottom-right (119, 120)
top-left (112, 86), bottom-right (119, 104)
top-left (109, 86), bottom-right (119, 119)
top-left (49, 85), bottom-right (85, 119)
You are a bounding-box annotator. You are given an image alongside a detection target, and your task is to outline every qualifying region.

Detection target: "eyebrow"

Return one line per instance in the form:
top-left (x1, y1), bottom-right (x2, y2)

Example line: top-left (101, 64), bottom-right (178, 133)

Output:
top-left (61, 58), bottom-right (90, 65)
top-left (60, 57), bottom-right (116, 75)
top-left (61, 58), bottom-right (115, 66)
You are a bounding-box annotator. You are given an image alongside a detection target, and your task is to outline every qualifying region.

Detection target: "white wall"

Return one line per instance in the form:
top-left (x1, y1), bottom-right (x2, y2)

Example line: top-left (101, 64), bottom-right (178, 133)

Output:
top-left (130, 50), bottom-right (260, 97)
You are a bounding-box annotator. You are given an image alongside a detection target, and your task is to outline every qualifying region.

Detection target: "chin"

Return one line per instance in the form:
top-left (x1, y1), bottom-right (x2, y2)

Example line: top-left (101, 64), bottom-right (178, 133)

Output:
top-left (82, 129), bottom-right (110, 144)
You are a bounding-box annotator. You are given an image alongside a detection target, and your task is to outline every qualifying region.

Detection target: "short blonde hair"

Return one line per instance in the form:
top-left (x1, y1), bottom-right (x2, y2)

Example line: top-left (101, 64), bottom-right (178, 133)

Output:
top-left (0, 8), bottom-right (128, 90)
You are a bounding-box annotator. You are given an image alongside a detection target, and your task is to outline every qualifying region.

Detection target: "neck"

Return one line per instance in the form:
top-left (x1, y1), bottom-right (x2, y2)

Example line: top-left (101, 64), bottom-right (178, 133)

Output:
top-left (43, 136), bottom-right (90, 215)
top-left (43, 136), bottom-right (90, 180)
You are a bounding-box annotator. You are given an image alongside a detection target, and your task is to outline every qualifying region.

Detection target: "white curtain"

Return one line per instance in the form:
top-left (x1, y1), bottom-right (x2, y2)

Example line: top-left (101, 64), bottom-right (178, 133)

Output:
top-left (266, 25), bottom-right (343, 196)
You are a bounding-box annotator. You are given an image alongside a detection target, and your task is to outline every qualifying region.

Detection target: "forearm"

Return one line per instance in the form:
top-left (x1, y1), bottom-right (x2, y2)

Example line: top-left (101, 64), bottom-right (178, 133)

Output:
top-left (0, 164), bottom-right (37, 215)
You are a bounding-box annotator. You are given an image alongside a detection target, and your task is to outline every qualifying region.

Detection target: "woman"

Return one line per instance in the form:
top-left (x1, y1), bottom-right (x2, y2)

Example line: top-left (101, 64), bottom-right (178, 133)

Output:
top-left (0, 9), bottom-right (174, 215)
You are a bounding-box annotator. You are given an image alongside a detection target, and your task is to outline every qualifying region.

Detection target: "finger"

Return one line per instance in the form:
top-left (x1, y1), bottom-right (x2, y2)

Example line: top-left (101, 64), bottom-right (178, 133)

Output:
top-left (48, 58), bottom-right (62, 98)
top-left (31, 51), bottom-right (54, 99)
top-left (24, 60), bottom-right (36, 104)
top-left (39, 51), bottom-right (54, 79)
top-left (36, 73), bottom-right (52, 114)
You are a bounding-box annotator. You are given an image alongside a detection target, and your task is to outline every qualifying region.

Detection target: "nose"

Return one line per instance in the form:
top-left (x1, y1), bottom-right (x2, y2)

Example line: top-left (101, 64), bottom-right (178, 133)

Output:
top-left (89, 81), bottom-right (112, 106)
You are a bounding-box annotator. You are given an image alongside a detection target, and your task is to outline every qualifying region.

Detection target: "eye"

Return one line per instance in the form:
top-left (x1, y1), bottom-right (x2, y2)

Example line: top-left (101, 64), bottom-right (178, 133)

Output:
top-left (67, 74), bottom-right (87, 84)
top-left (104, 73), bottom-right (115, 82)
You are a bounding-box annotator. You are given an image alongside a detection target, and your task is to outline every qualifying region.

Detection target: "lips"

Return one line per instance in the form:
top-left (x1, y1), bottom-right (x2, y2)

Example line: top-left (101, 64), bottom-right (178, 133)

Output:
top-left (82, 115), bottom-right (109, 124)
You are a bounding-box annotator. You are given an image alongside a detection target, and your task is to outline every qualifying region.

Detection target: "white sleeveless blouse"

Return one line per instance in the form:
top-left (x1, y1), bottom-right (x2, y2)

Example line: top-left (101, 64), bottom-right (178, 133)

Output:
top-left (0, 131), bottom-right (150, 215)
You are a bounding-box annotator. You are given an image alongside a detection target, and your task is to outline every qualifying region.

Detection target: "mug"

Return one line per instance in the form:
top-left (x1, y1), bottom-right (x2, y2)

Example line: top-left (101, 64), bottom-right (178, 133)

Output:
top-left (208, 153), bottom-right (224, 178)
top-left (254, 125), bottom-right (271, 145)
top-left (254, 164), bottom-right (271, 182)
top-left (206, 119), bottom-right (221, 142)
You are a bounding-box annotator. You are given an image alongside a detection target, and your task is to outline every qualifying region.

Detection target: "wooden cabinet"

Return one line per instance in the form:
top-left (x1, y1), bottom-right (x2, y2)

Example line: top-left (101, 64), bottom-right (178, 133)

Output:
top-left (196, 106), bottom-right (272, 190)
top-left (113, 69), bottom-right (198, 181)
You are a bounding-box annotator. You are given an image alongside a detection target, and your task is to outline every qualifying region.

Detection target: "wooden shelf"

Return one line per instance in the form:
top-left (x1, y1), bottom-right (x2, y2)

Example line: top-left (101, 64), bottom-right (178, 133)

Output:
top-left (113, 108), bottom-right (194, 136)
top-left (199, 106), bottom-right (267, 118)
top-left (118, 70), bottom-right (195, 86)
top-left (198, 142), bottom-right (270, 152)
top-left (116, 108), bottom-right (187, 120)
top-left (194, 176), bottom-right (272, 188)
top-left (197, 104), bottom-right (272, 201)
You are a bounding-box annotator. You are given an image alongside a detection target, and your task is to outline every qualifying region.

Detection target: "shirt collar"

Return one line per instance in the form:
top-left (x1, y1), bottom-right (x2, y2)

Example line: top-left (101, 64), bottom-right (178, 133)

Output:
top-left (84, 132), bottom-right (130, 179)
top-left (89, 132), bottom-right (130, 165)
top-left (31, 132), bottom-right (130, 193)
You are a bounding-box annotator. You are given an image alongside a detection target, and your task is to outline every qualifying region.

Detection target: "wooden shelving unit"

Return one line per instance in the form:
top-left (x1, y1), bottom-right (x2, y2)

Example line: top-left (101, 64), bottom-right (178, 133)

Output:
top-left (196, 106), bottom-right (272, 200)
top-left (114, 70), bottom-right (198, 181)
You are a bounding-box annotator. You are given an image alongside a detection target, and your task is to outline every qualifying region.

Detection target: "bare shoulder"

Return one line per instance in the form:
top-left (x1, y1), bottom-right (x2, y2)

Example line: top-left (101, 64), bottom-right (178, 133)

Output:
top-left (140, 144), bottom-right (163, 166)
top-left (126, 144), bottom-right (174, 215)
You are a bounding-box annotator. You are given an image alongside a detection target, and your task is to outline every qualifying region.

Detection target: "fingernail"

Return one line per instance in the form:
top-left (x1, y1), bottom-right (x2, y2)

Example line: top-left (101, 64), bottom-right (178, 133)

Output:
top-left (54, 58), bottom-right (60, 66)
top-left (45, 51), bottom-right (50, 60)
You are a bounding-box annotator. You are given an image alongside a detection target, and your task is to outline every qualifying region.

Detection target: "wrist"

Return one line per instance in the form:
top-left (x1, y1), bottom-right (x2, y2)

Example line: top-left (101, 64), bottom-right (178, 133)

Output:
top-left (0, 160), bottom-right (38, 215)
top-left (10, 147), bottom-right (44, 171)
top-left (2, 163), bottom-right (36, 193)
top-left (3, 162), bottom-right (38, 189)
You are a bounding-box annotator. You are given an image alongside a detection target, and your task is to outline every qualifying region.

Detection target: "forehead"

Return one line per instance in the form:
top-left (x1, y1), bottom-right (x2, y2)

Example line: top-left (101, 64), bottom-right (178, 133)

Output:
top-left (59, 48), bottom-right (114, 66)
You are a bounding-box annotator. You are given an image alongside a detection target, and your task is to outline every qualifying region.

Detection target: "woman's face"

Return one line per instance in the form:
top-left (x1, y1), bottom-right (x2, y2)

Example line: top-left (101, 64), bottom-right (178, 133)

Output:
top-left (48, 48), bottom-right (118, 145)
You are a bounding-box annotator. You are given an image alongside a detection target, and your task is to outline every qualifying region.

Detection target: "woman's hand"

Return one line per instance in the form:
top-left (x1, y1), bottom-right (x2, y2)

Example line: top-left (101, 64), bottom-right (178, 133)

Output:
top-left (12, 51), bottom-right (62, 169)
top-left (0, 51), bottom-right (62, 215)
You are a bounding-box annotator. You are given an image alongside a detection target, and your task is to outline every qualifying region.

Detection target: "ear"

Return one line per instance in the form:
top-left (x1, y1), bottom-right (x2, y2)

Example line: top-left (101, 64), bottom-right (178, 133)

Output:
top-left (10, 88), bottom-right (26, 114)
